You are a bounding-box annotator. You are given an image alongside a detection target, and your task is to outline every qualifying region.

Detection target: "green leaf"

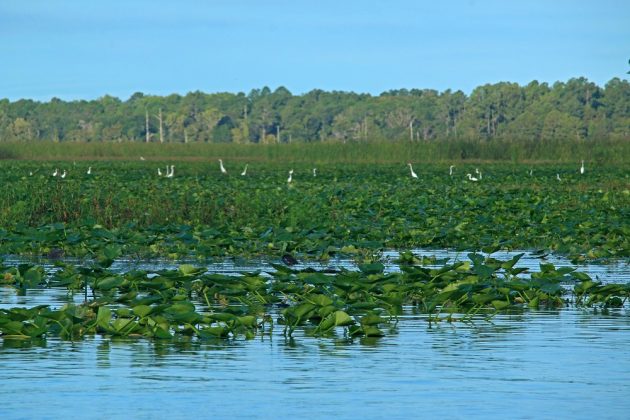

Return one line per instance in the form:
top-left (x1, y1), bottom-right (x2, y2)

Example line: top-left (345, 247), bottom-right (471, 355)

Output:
top-left (132, 305), bottom-right (152, 318)
top-left (358, 263), bottom-right (385, 275)
top-left (199, 326), bottom-right (228, 338)
top-left (491, 300), bottom-right (510, 310)
top-left (501, 253), bottom-right (524, 270)
top-left (103, 245), bottom-right (122, 260)
top-left (178, 264), bottom-right (205, 276)
top-left (363, 326), bottom-right (384, 337)
top-left (23, 267), bottom-right (42, 287)
top-left (309, 294), bottom-right (333, 307)
top-left (96, 306), bottom-right (112, 328)
top-left (332, 310), bottom-right (354, 327)
top-left (95, 276), bottom-right (123, 291)
top-left (360, 313), bottom-right (385, 326)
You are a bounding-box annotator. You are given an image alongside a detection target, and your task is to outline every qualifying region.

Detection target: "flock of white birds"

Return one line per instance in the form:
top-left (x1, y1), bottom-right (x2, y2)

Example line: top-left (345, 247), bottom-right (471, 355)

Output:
top-left (42, 158), bottom-right (586, 183)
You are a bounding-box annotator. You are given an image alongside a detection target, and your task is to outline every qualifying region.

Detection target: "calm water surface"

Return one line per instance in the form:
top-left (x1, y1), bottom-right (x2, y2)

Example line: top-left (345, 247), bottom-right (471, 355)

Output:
top-left (1, 251), bottom-right (629, 419)
top-left (1, 309), bottom-right (629, 419)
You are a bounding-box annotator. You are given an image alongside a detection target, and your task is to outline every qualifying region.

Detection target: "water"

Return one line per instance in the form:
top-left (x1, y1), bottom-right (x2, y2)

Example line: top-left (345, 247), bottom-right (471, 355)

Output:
top-left (1, 251), bottom-right (629, 419)
top-left (3, 247), bottom-right (628, 283)
top-left (1, 309), bottom-right (629, 419)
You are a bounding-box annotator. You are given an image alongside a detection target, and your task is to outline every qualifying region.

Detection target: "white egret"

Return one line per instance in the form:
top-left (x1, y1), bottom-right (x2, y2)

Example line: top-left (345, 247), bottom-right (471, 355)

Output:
top-left (140, 156), bottom-right (146, 161)
top-left (87, 166), bottom-right (92, 175)
top-left (466, 173), bottom-right (479, 182)
top-left (529, 169), bottom-right (533, 176)
top-left (158, 168), bottom-right (162, 176)
top-left (449, 165), bottom-right (455, 176)
top-left (580, 160), bottom-right (585, 175)
top-left (313, 168), bottom-right (317, 177)
top-left (219, 159), bottom-right (227, 174)
top-left (556, 173), bottom-right (562, 182)
top-left (408, 163), bottom-right (418, 179)
top-left (60, 170), bottom-right (67, 179)
top-left (29, 171), bottom-right (33, 176)
top-left (287, 169), bottom-right (294, 183)
top-left (475, 168), bottom-right (482, 180)
top-left (166, 165), bottom-right (174, 178)
top-left (241, 164), bottom-right (248, 176)
top-left (52, 168), bottom-right (58, 177)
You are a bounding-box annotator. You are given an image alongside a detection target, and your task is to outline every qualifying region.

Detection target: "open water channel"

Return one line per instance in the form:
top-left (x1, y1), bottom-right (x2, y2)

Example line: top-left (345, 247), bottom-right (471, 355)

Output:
top-left (1, 250), bottom-right (629, 419)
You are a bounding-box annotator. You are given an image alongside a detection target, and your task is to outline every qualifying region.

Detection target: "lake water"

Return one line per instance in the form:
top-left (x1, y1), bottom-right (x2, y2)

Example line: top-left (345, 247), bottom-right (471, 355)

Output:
top-left (1, 251), bottom-right (629, 419)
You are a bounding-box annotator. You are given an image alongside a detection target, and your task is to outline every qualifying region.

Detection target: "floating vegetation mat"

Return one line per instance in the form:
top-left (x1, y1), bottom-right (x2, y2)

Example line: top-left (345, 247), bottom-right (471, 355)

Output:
top-left (1, 253), bottom-right (628, 342)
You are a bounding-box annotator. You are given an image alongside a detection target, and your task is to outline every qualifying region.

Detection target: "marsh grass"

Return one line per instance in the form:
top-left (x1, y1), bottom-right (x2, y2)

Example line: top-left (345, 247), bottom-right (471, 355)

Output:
top-left (0, 138), bottom-right (628, 163)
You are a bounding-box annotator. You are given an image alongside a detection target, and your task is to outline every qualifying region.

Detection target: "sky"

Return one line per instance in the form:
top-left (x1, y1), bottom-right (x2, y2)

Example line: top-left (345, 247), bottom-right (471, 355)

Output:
top-left (1, 0), bottom-right (629, 101)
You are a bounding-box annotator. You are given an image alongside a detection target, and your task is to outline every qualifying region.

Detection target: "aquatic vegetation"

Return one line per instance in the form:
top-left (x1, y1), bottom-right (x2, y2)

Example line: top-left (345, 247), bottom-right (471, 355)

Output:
top-left (0, 161), bottom-right (627, 261)
top-left (0, 161), bottom-right (627, 343)
top-left (1, 253), bottom-right (627, 341)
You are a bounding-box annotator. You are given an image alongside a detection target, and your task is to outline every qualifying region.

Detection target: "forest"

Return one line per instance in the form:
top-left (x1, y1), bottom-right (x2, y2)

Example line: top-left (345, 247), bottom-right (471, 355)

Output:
top-left (1, 77), bottom-right (628, 144)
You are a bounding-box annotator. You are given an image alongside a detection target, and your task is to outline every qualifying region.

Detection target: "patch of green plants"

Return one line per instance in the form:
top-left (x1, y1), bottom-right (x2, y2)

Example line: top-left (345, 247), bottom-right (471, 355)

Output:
top-left (0, 161), bottom-right (627, 261)
top-left (1, 253), bottom-right (627, 341)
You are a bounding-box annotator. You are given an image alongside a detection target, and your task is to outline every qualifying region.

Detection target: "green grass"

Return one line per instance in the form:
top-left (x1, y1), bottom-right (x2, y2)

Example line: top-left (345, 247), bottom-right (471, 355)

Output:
top-left (0, 138), bottom-right (629, 163)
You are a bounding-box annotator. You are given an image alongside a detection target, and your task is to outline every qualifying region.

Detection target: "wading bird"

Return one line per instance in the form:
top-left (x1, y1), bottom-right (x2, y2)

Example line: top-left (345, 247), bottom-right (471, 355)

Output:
top-left (60, 170), bottom-right (67, 179)
top-left (449, 165), bottom-right (455, 176)
top-left (287, 169), bottom-right (294, 183)
top-left (313, 168), bottom-right (317, 177)
top-left (529, 169), bottom-right (533, 176)
top-left (52, 168), bottom-right (58, 177)
top-left (556, 173), bottom-right (562, 182)
top-left (219, 159), bottom-right (227, 174)
top-left (466, 173), bottom-right (479, 182)
top-left (475, 168), bottom-right (482, 180)
top-left (166, 165), bottom-right (174, 178)
top-left (241, 164), bottom-right (248, 176)
top-left (580, 160), bottom-right (585, 175)
top-left (87, 166), bottom-right (92, 175)
top-left (157, 168), bottom-right (162, 176)
top-left (140, 156), bottom-right (145, 161)
top-left (408, 163), bottom-right (418, 179)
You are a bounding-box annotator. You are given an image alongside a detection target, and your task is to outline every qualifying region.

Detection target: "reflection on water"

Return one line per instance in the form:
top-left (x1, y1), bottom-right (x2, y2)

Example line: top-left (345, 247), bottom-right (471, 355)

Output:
top-left (1, 309), bottom-right (629, 419)
top-left (1, 250), bottom-right (629, 418)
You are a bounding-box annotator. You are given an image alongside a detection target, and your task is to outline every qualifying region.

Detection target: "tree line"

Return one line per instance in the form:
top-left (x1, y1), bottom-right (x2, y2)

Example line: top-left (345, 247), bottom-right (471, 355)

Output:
top-left (1, 77), bottom-right (628, 144)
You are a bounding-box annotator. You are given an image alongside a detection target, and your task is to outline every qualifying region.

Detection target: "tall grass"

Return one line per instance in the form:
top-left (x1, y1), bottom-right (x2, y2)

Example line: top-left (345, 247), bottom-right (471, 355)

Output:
top-left (0, 138), bottom-right (627, 164)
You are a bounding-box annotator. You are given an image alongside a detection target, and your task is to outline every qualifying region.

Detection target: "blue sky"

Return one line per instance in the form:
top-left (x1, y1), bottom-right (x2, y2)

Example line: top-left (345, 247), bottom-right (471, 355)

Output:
top-left (1, 0), bottom-right (628, 101)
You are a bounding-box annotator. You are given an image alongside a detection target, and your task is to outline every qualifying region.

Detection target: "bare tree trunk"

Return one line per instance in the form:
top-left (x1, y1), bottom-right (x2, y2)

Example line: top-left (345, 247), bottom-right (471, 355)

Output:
top-left (277, 125), bottom-right (280, 143)
top-left (487, 111), bottom-right (491, 137)
top-left (363, 117), bottom-right (368, 140)
top-left (156, 108), bottom-right (164, 143)
top-left (184, 128), bottom-right (188, 144)
top-left (145, 110), bottom-right (150, 143)
top-left (409, 120), bottom-right (414, 141)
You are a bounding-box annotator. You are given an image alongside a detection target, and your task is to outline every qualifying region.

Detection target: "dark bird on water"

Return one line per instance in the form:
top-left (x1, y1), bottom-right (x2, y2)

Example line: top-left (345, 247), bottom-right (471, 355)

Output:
top-left (281, 254), bottom-right (298, 266)
top-left (47, 248), bottom-right (65, 259)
